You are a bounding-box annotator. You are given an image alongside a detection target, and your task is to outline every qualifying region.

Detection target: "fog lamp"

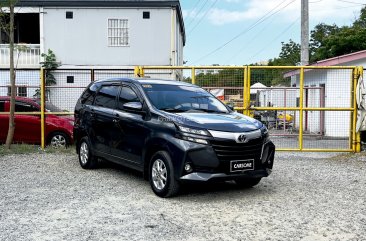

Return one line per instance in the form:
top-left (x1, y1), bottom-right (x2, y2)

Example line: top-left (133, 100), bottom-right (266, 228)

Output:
top-left (184, 163), bottom-right (193, 173)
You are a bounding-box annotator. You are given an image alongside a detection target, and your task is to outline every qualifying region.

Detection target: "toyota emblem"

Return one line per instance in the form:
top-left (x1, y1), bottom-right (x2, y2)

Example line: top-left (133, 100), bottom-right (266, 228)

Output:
top-left (237, 134), bottom-right (247, 143)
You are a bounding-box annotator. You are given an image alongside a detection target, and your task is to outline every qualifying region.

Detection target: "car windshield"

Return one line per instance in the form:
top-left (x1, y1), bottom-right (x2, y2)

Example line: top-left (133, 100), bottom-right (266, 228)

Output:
top-left (35, 100), bottom-right (63, 112)
top-left (142, 84), bottom-right (229, 113)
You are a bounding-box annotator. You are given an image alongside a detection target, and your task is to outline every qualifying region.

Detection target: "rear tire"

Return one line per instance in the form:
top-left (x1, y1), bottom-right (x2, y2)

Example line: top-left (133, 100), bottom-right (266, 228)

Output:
top-left (78, 136), bottom-right (98, 169)
top-left (149, 151), bottom-right (180, 198)
top-left (235, 178), bottom-right (261, 188)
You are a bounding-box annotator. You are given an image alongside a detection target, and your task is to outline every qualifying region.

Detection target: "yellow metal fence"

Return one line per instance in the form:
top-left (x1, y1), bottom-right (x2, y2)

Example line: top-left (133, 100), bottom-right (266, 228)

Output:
top-left (137, 65), bottom-right (363, 152)
top-left (0, 66), bottom-right (362, 152)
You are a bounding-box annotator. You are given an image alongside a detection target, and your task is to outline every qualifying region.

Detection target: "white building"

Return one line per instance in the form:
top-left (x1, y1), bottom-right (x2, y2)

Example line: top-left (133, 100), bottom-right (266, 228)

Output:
top-left (285, 50), bottom-right (366, 138)
top-left (0, 0), bottom-right (185, 110)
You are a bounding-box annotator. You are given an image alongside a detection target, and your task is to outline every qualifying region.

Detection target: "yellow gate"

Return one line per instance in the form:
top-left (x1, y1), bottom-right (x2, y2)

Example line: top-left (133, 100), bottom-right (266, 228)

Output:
top-left (136, 65), bottom-right (363, 152)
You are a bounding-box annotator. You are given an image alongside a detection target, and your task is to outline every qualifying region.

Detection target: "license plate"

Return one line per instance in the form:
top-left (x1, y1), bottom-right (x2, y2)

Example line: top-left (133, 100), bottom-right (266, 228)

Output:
top-left (230, 159), bottom-right (254, 172)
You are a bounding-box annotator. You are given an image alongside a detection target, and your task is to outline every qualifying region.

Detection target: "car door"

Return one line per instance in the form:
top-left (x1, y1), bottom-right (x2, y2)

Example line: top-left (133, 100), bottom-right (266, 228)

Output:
top-left (0, 100), bottom-right (7, 142)
top-left (110, 84), bottom-right (149, 165)
top-left (13, 100), bottom-right (41, 143)
top-left (90, 84), bottom-right (120, 154)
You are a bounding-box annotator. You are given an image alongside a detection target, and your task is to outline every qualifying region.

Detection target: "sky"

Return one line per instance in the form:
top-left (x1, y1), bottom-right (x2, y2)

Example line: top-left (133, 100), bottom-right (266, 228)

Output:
top-left (180, 0), bottom-right (365, 66)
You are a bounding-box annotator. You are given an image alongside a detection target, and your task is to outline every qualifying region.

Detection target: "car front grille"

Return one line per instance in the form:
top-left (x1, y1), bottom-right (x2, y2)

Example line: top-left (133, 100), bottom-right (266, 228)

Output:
top-left (210, 137), bottom-right (264, 173)
top-left (210, 137), bottom-right (263, 161)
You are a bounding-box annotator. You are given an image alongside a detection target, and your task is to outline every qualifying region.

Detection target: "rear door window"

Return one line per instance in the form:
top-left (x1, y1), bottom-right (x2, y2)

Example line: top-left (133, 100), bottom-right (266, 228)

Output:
top-left (94, 85), bottom-right (119, 109)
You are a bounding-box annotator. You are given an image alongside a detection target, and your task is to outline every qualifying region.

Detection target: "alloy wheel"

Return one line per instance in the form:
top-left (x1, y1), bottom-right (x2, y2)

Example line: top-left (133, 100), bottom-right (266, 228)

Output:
top-left (80, 142), bottom-right (89, 165)
top-left (151, 159), bottom-right (167, 190)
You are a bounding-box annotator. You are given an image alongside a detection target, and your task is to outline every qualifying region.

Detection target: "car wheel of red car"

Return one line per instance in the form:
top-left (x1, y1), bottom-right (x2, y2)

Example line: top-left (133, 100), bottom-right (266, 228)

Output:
top-left (48, 132), bottom-right (70, 148)
top-left (78, 136), bottom-right (98, 169)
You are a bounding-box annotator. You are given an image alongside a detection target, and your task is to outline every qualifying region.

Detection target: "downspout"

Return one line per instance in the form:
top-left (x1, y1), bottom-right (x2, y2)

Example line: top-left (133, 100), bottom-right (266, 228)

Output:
top-left (170, 7), bottom-right (176, 67)
top-left (39, 7), bottom-right (45, 56)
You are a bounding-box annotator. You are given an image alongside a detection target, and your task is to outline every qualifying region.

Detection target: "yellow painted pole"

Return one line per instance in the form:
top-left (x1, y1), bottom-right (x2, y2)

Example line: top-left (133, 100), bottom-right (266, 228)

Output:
top-left (299, 67), bottom-right (304, 150)
top-left (134, 66), bottom-right (139, 77)
top-left (191, 67), bottom-right (196, 85)
top-left (243, 66), bottom-right (247, 115)
top-left (357, 66), bottom-right (364, 152)
top-left (40, 68), bottom-right (45, 150)
top-left (245, 67), bottom-right (251, 116)
top-left (355, 67), bottom-right (363, 152)
top-left (139, 67), bottom-right (145, 77)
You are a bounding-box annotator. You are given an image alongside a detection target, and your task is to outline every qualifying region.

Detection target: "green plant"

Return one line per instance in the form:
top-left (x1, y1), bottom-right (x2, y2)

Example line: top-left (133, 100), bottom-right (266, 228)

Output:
top-left (41, 49), bottom-right (60, 85)
top-left (34, 49), bottom-right (60, 98)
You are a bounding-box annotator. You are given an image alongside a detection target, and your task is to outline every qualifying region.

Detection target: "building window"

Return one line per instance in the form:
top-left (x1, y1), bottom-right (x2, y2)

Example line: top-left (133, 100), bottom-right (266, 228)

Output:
top-left (67, 76), bottom-right (74, 84)
top-left (18, 86), bottom-right (27, 97)
top-left (143, 11), bottom-right (150, 19)
top-left (108, 19), bottom-right (129, 47)
top-left (7, 86), bottom-right (27, 97)
top-left (66, 11), bottom-right (73, 19)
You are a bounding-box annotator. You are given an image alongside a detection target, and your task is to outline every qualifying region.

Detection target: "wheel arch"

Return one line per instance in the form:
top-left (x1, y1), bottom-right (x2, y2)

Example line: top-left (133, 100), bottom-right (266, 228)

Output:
top-left (142, 137), bottom-right (185, 181)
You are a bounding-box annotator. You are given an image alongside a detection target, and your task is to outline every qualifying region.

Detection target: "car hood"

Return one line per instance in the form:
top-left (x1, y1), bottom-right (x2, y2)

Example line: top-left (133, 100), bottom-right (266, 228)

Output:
top-left (163, 111), bottom-right (263, 132)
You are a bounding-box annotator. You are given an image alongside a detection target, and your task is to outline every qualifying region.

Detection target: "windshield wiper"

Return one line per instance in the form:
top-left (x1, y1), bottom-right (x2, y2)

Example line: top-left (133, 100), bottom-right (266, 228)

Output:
top-left (159, 108), bottom-right (187, 113)
top-left (190, 96), bottom-right (211, 99)
top-left (190, 108), bottom-right (227, 114)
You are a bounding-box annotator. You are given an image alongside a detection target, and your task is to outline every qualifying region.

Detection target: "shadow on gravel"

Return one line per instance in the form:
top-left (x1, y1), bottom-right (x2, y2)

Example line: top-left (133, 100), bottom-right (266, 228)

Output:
top-left (179, 181), bottom-right (269, 199)
top-left (89, 159), bottom-right (272, 199)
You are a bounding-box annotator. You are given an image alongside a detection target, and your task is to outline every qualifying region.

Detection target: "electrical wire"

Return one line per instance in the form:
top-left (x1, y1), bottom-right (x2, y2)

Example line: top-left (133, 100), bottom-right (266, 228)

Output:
top-left (191, 0), bottom-right (296, 64)
top-left (188, 0), bottom-right (220, 35)
top-left (244, 17), bottom-right (301, 64)
top-left (337, 0), bottom-right (366, 5)
top-left (185, 0), bottom-right (210, 28)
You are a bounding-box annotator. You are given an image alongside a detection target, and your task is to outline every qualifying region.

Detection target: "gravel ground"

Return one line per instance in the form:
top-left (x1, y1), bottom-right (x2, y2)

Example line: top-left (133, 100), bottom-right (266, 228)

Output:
top-left (0, 152), bottom-right (365, 241)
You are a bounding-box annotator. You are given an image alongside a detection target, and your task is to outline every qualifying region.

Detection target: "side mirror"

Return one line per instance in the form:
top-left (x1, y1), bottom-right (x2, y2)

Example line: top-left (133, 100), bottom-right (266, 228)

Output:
top-left (227, 103), bottom-right (235, 111)
top-left (123, 102), bottom-right (143, 111)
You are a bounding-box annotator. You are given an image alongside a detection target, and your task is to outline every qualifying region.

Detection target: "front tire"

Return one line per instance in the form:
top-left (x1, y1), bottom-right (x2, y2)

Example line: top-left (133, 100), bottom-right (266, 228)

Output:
top-left (149, 151), bottom-right (180, 198)
top-left (235, 178), bottom-right (262, 188)
top-left (78, 136), bottom-right (97, 169)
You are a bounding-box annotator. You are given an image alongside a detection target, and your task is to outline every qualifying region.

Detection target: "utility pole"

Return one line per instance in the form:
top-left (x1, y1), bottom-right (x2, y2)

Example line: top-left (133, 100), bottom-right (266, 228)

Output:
top-left (301, 0), bottom-right (309, 66)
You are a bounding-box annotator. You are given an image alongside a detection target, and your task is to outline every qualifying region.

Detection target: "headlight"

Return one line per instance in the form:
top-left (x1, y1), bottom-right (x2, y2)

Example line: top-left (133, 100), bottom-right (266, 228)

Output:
top-left (177, 125), bottom-right (210, 145)
top-left (261, 125), bottom-right (269, 142)
top-left (177, 125), bottom-right (210, 136)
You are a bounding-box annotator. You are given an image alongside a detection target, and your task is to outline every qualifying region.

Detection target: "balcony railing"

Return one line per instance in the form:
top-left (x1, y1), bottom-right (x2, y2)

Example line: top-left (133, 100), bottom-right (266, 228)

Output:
top-left (0, 44), bottom-right (41, 67)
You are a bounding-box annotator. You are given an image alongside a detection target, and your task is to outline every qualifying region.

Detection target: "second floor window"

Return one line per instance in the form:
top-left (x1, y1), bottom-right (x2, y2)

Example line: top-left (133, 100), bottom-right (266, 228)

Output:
top-left (108, 19), bottom-right (129, 47)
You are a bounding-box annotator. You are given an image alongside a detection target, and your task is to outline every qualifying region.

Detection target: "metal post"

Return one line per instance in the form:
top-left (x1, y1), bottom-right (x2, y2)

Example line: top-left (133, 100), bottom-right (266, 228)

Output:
top-left (41, 68), bottom-right (45, 150)
top-left (244, 67), bottom-right (251, 116)
top-left (191, 67), bottom-right (196, 85)
top-left (301, 0), bottom-right (309, 65)
top-left (356, 67), bottom-right (363, 152)
top-left (91, 69), bottom-right (95, 82)
top-left (299, 67), bottom-right (305, 150)
top-left (243, 67), bottom-right (247, 115)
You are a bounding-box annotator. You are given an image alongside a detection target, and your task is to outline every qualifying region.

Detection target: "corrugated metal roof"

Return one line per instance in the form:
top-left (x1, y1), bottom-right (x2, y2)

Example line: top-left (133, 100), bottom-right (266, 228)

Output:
top-left (17, 0), bottom-right (186, 45)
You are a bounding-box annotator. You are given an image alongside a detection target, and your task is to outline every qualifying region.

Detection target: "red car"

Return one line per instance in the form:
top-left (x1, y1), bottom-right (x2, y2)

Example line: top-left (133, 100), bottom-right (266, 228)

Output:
top-left (0, 96), bottom-right (74, 147)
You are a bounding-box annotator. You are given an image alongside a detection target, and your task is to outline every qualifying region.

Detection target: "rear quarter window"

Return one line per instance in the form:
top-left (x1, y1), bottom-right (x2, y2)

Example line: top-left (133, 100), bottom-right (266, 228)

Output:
top-left (80, 83), bottom-right (98, 105)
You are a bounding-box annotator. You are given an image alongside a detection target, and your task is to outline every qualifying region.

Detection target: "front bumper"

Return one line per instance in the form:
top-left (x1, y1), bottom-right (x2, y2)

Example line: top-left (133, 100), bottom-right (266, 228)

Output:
top-left (180, 169), bottom-right (272, 182)
top-left (179, 140), bottom-right (275, 182)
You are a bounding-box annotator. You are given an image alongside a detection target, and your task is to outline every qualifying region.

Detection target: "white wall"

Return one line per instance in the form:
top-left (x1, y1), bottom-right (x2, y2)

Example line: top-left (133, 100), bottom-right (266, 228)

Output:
top-left (43, 7), bottom-right (184, 66)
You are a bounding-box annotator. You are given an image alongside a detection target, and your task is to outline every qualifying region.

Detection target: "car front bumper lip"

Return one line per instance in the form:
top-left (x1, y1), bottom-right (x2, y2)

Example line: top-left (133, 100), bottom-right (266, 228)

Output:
top-left (180, 169), bottom-right (272, 182)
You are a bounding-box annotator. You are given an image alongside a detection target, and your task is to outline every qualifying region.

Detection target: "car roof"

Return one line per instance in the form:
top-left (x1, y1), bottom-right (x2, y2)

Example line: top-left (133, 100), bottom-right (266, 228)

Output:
top-left (94, 78), bottom-right (197, 87)
top-left (0, 96), bottom-right (37, 103)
